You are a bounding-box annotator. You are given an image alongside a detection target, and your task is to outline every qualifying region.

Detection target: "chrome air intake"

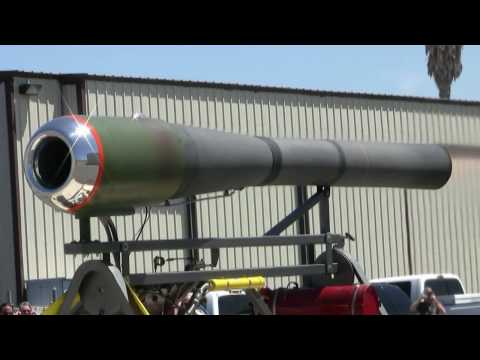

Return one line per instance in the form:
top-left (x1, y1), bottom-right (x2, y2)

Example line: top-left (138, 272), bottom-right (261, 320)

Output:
top-left (24, 115), bottom-right (103, 213)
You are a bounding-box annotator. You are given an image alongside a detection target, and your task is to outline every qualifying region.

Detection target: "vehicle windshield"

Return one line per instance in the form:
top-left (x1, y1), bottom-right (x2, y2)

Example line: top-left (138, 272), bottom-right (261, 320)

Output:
top-left (388, 281), bottom-right (412, 298)
top-left (424, 278), bottom-right (464, 296)
top-left (218, 295), bottom-right (254, 315)
top-left (371, 283), bottom-right (412, 315)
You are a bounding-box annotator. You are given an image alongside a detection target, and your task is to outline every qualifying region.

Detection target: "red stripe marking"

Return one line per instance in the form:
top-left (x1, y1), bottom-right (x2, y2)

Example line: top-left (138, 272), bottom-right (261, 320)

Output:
top-left (66, 114), bottom-right (104, 214)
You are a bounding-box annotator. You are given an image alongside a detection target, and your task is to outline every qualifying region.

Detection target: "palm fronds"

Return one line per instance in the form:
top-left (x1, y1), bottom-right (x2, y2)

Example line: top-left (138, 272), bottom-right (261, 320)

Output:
top-left (425, 45), bottom-right (464, 99)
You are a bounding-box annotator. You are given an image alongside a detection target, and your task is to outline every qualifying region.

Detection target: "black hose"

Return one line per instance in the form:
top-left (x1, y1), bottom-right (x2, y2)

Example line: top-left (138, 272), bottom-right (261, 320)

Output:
top-left (106, 217), bottom-right (121, 267)
top-left (99, 216), bottom-right (113, 265)
top-left (99, 216), bottom-right (121, 268)
top-left (135, 206), bottom-right (151, 241)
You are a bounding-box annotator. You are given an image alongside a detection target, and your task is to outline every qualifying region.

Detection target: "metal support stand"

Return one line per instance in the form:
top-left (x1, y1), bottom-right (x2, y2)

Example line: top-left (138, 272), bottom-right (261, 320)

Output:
top-left (66, 188), bottom-right (343, 288)
top-left (61, 186), bottom-right (367, 315)
top-left (58, 260), bottom-right (135, 315)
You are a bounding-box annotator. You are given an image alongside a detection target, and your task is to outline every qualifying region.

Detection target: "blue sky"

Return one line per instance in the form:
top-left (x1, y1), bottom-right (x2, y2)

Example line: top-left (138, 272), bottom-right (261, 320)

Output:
top-left (1, 45), bottom-right (479, 101)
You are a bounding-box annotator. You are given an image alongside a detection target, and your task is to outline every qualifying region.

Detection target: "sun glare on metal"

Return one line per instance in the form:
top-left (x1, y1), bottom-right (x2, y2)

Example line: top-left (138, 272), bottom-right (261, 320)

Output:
top-left (51, 96), bottom-right (99, 182)
top-left (69, 116), bottom-right (96, 154)
top-left (68, 103), bottom-right (98, 153)
top-left (73, 124), bottom-right (91, 139)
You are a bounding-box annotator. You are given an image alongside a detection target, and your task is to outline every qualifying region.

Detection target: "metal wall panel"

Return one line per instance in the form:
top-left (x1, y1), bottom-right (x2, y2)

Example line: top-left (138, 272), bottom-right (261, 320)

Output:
top-left (61, 84), bottom-right (78, 115)
top-left (13, 77), bottom-right (81, 281)
top-left (401, 103), bottom-right (480, 293)
top-left (13, 75), bottom-right (480, 293)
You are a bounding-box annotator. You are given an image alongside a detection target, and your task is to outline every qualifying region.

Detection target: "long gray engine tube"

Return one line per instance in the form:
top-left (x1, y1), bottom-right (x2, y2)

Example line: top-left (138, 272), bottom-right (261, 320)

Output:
top-left (173, 123), bottom-right (452, 198)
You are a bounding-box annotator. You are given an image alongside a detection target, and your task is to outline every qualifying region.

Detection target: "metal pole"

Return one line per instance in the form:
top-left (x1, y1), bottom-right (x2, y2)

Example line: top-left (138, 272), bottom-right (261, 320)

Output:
top-left (319, 186), bottom-right (331, 234)
top-left (186, 195), bottom-right (200, 268)
top-left (121, 243), bottom-right (130, 278)
top-left (64, 234), bottom-right (340, 254)
top-left (301, 185), bottom-right (330, 287)
top-left (129, 263), bottom-right (333, 286)
top-left (79, 217), bottom-right (91, 243)
top-left (319, 186), bottom-right (333, 274)
top-left (296, 186), bottom-right (311, 266)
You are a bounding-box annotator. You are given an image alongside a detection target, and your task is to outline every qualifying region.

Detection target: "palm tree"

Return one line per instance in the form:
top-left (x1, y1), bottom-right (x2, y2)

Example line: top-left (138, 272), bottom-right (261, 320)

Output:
top-left (425, 45), bottom-right (464, 100)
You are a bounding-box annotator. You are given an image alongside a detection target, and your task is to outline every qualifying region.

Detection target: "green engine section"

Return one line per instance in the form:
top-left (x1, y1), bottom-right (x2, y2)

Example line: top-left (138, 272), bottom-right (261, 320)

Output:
top-left (76, 117), bottom-right (188, 218)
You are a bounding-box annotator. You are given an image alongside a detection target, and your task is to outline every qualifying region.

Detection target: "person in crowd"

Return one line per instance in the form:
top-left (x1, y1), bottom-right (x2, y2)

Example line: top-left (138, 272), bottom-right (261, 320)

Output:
top-left (17, 301), bottom-right (36, 315)
top-left (0, 303), bottom-right (15, 315)
top-left (410, 287), bottom-right (446, 315)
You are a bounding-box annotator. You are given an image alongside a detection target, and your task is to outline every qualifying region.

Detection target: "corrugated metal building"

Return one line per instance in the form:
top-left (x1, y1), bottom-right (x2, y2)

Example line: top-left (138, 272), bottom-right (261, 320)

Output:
top-left (1, 70), bottom-right (480, 304)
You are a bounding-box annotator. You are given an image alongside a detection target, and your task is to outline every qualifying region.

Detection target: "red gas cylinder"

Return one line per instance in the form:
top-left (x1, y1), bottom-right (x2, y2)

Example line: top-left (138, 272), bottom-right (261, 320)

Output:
top-left (260, 285), bottom-right (380, 315)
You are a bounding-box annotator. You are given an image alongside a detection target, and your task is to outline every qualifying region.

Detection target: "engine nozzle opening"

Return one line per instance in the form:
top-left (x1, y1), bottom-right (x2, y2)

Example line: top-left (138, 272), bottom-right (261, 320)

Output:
top-left (33, 136), bottom-right (72, 190)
